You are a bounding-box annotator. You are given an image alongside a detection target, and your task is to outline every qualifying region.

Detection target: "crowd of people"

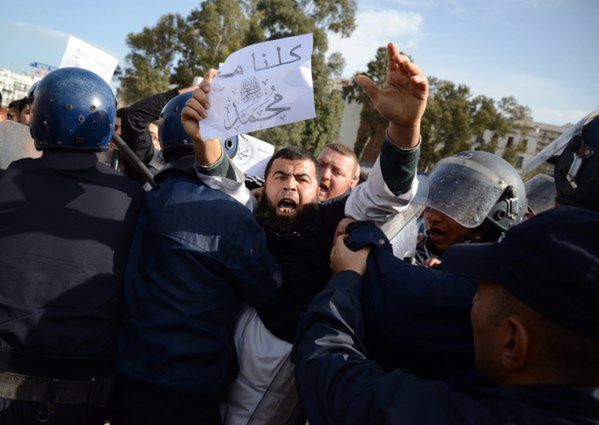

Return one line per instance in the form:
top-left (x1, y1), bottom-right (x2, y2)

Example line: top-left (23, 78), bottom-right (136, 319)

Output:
top-left (0, 41), bottom-right (597, 425)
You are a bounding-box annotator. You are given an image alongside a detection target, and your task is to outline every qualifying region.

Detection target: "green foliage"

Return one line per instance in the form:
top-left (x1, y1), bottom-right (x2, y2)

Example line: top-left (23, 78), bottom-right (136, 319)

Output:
top-left (120, 14), bottom-right (184, 104)
top-left (119, 0), bottom-right (357, 154)
top-left (501, 144), bottom-right (521, 167)
top-left (342, 46), bottom-right (389, 157)
top-left (174, 0), bottom-right (249, 85)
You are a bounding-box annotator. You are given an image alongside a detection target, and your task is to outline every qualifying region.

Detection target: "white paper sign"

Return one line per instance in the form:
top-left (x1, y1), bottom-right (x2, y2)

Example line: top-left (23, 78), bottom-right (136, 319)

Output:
top-left (59, 35), bottom-right (118, 84)
top-left (231, 134), bottom-right (275, 177)
top-left (201, 34), bottom-right (315, 140)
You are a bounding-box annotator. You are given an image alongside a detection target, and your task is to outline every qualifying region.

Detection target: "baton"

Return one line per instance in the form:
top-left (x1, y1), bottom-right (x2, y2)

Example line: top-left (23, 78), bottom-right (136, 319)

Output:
top-left (111, 133), bottom-right (157, 188)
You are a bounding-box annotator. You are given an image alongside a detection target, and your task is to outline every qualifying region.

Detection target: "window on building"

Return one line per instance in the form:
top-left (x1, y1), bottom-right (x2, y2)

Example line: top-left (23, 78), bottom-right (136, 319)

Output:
top-left (516, 156), bottom-right (524, 169)
top-left (519, 139), bottom-right (528, 149)
top-left (506, 136), bottom-right (514, 147)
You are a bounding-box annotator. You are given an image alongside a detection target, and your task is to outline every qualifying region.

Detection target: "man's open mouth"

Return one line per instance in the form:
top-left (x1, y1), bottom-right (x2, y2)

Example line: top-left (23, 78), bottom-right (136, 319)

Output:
top-left (277, 198), bottom-right (298, 216)
top-left (318, 184), bottom-right (329, 199)
top-left (428, 227), bottom-right (447, 242)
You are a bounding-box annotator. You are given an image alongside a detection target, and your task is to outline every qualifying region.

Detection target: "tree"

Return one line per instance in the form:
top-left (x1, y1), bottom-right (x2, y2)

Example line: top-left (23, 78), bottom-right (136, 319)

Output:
top-left (119, 14), bottom-right (185, 104)
top-left (118, 0), bottom-right (357, 154)
top-left (173, 0), bottom-right (249, 85)
top-left (343, 46), bottom-right (531, 171)
top-left (342, 46), bottom-right (390, 156)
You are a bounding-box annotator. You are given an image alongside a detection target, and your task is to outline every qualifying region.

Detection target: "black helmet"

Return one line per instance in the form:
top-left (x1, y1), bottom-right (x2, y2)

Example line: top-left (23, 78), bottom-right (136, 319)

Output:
top-left (554, 112), bottom-right (599, 212)
top-left (426, 151), bottom-right (526, 231)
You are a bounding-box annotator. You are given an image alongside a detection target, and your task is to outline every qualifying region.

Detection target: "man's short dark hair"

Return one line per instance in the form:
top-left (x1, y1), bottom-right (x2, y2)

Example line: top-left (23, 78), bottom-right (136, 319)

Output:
top-left (116, 107), bottom-right (127, 119)
top-left (17, 97), bottom-right (31, 113)
top-left (8, 100), bottom-right (19, 109)
top-left (264, 146), bottom-right (320, 180)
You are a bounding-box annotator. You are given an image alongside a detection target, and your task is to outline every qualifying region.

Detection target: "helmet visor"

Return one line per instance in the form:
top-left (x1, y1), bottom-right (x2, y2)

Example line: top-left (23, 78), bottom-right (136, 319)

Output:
top-left (426, 156), bottom-right (507, 228)
top-left (525, 174), bottom-right (556, 214)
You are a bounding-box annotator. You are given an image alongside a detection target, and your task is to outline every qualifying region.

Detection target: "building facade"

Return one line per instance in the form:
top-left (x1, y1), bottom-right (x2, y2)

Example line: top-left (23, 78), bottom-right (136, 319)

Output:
top-left (0, 68), bottom-right (41, 107)
top-left (475, 120), bottom-right (571, 172)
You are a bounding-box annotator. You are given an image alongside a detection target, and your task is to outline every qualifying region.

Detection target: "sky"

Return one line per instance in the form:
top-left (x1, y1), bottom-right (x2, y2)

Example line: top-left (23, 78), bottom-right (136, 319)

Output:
top-left (1, 0), bottom-right (597, 125)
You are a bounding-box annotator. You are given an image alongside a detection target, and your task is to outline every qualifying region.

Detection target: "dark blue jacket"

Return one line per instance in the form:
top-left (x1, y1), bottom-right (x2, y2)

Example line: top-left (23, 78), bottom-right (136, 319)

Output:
top-left (116, 168), bottom-right (281, 397)
top-left (0, 154), bottom-right (143, 379)
top-left (294, 270), bottom-right (599, 425)
top-left (345, 221), bottom-right (483, 390)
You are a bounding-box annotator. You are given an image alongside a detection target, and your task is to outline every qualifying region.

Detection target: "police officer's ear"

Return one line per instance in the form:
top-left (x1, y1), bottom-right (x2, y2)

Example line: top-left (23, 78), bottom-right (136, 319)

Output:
top-left (499, 315), bottom-right (529, 371)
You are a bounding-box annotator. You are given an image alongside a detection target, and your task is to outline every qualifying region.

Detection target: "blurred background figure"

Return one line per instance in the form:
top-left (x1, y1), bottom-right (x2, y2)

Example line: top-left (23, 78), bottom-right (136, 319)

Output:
top-left (6, 101), bottom-right (20, 122)
top-left (17, 97), bottom-right (32, 126)
top-left (316, 143), bottom-right (360, 201)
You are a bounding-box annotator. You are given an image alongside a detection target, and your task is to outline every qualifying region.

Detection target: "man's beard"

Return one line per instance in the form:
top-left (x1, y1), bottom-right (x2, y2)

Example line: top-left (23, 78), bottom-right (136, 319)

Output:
top-left (255, 193), bottom-right (317, 235)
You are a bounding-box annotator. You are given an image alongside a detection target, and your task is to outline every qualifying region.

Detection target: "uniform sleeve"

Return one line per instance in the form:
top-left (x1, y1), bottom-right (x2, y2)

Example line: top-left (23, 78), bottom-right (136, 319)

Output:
top-left (194, 151), bottom-right (236, 180)
top-left (121, 88), bottom-right (179, 181)
top-left (345, 136), bottom-right (420, 223)
top-left (193, 160), bottom-right (256, 211)
top-left (222, 211), bottom-right (282, 309)
top-left (294, 271), bottom-right (490, 425)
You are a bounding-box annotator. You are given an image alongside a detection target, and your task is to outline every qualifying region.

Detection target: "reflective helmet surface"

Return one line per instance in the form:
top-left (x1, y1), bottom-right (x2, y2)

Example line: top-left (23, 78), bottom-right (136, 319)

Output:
top-left (554, 112), bottom-right (599, 212)
top-left (524, 174), bottom-right (556, 215)
top-left (31, 68), bottom-right (116, 151)
top-left (426, 151), bottom-right (526, 231)
top-left (158, 92), bottom-right (238, 162)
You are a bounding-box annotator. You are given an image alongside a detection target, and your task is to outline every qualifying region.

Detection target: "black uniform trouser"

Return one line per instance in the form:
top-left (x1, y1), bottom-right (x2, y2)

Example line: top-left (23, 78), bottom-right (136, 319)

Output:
top-left (108, 375), bottom-right (222, 425)
top-left (0, 397), bottom-right (105, 424)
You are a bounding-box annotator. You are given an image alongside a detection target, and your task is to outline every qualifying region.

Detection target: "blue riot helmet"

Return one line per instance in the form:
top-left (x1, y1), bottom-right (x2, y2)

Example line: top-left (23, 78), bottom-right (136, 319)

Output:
top-left (31, 68), bottom-right (116, 151)
top-left (554, 112), bottom-right (599, 212)
top-left (158, 91), bottom-right (238, 162)
top-left (426, 151), bottom-right (526, 232)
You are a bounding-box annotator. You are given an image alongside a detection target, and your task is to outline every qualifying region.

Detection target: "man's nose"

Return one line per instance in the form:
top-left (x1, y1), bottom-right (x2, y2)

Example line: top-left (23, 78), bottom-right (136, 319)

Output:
top-left (425, 208), bottom-right (442, 224)
top-left (321, 167), bottom-right (332, 181)
top-left (284, 178), bottom-right (298, 191)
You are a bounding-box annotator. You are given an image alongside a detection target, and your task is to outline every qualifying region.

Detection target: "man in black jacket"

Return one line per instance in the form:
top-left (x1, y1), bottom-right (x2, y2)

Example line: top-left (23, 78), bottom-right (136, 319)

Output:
top-left (0, 68), bottom-right (143, 424)
top-left (295, 206), bottom-right (599, 425)
top-left (119, 86), bottom-right (194, 182)
top-left (182, 42), bottom-right (429, 423)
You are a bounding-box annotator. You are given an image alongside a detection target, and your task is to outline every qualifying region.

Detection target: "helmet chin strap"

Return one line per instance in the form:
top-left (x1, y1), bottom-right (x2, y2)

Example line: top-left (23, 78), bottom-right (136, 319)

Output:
top-left (565, 142), bottom-right (593, 190)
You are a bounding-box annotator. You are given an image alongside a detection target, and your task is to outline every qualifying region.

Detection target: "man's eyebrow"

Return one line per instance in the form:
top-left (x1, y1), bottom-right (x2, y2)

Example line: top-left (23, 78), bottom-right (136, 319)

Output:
top-left (294, 172), bottom-right (312, 179)
top-left (273, 170), bottom-right (291, 177)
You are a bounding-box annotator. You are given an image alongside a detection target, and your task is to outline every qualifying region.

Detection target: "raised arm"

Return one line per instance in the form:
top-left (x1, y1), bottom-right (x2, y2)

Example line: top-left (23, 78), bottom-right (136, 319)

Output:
top-left (181, 69), bottom-right (254, 209)
top-left (294, 236), bottom-right (485, 425)
top-left (345, 43), bottom-right (428, 223)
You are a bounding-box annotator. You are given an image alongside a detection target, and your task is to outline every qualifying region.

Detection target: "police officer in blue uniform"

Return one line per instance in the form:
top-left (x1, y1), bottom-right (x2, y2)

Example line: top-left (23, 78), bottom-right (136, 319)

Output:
top-left (352, 152), bottom-right (526, 389)
top-left (0, 68), bottom-right (143, 424)
top-left (295, 207), bottom-right (599, 425)
top-left (110, 92), bottom-right (281, 425)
